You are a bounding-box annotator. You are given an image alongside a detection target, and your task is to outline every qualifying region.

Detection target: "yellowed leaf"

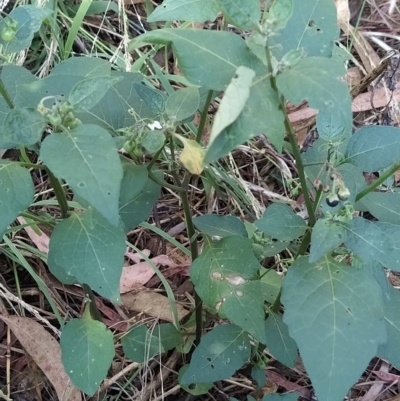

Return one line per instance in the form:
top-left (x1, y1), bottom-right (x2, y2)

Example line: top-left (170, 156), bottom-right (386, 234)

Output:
top-left (174, 134), bottom-right (205, 175)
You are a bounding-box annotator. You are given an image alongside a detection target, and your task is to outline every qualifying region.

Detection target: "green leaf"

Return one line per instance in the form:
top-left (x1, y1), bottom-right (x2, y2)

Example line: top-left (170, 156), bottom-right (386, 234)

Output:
top-left (48, 208), bottom-right (126, 302)
top-left (0, 162), bottom-right (34, 237)
top-left (0, 5), bottom-right (52, 54)
top-left (269, 0), bottom-right (293, 30)
top-left (317, 110), bottom-right (347, 142)
top-left (121, 323), bottom-right (181, 363)
top-left (345, 126), bottom-right (400, 172)
top-left (276, 57), bottom-right (352, 139)
top-left (147, 0), bottom-right (219, 22)
top-left (309, 219), bottom-right (347, 262)
top-left (193, 214), bottom-right (247, 238)
top-left (119, 164), bottom-right (160, 232)
top-left (134, 29), bottom-right (262, 91)
top-left (207, 66), bottom-right (255, 149)
top-left (0, 65), bottom-right (37, 125)
top-left (255, 204), bottom-right (306, 241)
top-left (50, 57), bottom-right (112, 77)
top-left (178, 365), bottom-right (213, 395)
top-left (40, 124), bottom-right (123, 225)
top-left (251, 365), bottom-right (266, 390)
top-left (378, 285), bottom-right (400, 368)
top-left (133, 82), bottom-right (165, 115)
top-left (217, 0), bottom-right (261, 29)
top-left (141, 130), bottom-right (165, 155)
top-left (190, 236), bottom-right (266, 343)
top-left (180, 324), bottom-right (251, 384)
top-left (260, 268), bottom-right (283, 304)
top-left (282, 255), bottom-right (385, 401)
top-left (205, 75), bottom-right (285, 162)
top-left (1, 108), bottom-right (46, 148)
top-left (61, 315), bottom-right (114, 396)
top-left (121, 325), bottom-right (162, 363)
top-left (265, 312), bottom-right (298, 368)
top-left (361, 192), bottom-right (400, 225)
top-left (69, 76), bottom-right (123, 111)
top-left (270, 0), bottom-right (339, 59)
top-left (343, 217), bottom-right (400, 272)
top-left (262, 393), bottom-right (301, 401)
top-left (165, 87), bottom-right (200, 122)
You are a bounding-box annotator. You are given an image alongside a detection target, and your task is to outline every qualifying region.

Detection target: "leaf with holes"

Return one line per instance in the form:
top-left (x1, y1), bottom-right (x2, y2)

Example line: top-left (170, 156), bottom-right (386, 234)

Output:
top-left (193, 214), bottom-right (247, 238)
top-left (0, 161), bottom-right (34, 237)
top-left (69, 76), bottom-right (123, 111)
top-left (276, 57), bottom-right (352, 140)
top-left (48, 208), bottom-right (126, 302)
top-left (40, 124), bottom-right (123, 225)
top-left (1, 108), bottom-right (46, 148)
top-left (61, 311), bottom-right (114, 396)
top-left (265, 312), bottom-right (298, 368)
top-left (180, 324), bottom-right (251, 384)
top-left (147, 0), bottom-right (219, 22)
top-left (190, 235), bottom-right (266, 343)
top-left (269, 0), bottom-right (339, 59)
top-left (345, 125), bottom-right (400, 172)
top-left (282, 255), bottom-right (385, 401)
top-left (255, 204), bottom-right (306, 241)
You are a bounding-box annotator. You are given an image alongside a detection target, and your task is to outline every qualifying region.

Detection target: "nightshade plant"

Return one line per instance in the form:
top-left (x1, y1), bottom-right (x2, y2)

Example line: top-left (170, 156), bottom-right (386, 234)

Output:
top-left (1, 0), bottom-right (400, 400)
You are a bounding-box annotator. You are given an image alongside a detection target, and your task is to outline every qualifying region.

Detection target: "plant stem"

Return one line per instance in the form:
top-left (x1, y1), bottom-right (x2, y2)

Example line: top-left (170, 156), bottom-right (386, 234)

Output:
top-left (264, 48), bottom-right (316, 227)
top-left (0, 69), bottom-right (14, 109)
top-left (196, 90), bottom-right (213, 143)
top-left (179, 174), bottom-right (202, 346)
top-left (82, 284), bottom-right (103, 322)
top-left (148, 170), bottom-right (186, 193)
top-left (355, 160), bottom-right (400, 202)
top-left (46, 168), bottom-right (69, 219)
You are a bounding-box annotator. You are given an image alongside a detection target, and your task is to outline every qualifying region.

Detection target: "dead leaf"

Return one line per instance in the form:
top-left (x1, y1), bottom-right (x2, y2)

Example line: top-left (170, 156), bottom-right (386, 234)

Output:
top-left (266, 369), bottom-right (311, 399)
top-left (173, 133), bottom-right (205, 175)
top-left (18, 217), bottom-right (49, 254)
top-left (0, 315), bottom-right (81, 401)
top-left (120, 255), bottom-right (176, 294)
top-left (122, 290), bottom-right (189, 322)
top-left (373, 370), bottom-right (400, 383)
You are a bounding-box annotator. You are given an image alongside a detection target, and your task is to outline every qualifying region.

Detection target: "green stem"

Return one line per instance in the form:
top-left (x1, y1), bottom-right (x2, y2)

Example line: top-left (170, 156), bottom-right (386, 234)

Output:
top-left (196, 90), bottom-right (213, 143)
top-left (82, 284), bottom-right (103, 322)
top-left (46, 168), bottom-right (69, 219)
top-left (147, 143), bottom-right (166, 171)
top-left (0, 69), bottom-right (14, 109)
top-left (355, 160), bottom-right (400, 202)
top-left (179, 174), bottom-right (202, 346)
top-left (148, 170), bottom-right (186, 193)
top-left (264, 48), bottom-right (315, 227)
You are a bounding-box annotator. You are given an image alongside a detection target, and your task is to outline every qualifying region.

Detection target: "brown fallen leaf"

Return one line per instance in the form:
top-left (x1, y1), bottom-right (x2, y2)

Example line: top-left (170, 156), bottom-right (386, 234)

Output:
top-left (120, 254), bottom-right (177, 294)
top-left (0, 315), bottom-right (81, 401)
top-left (122, 290), bottom-right (189, 322)
top-left (18, 217), bottom-right (50, 254)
